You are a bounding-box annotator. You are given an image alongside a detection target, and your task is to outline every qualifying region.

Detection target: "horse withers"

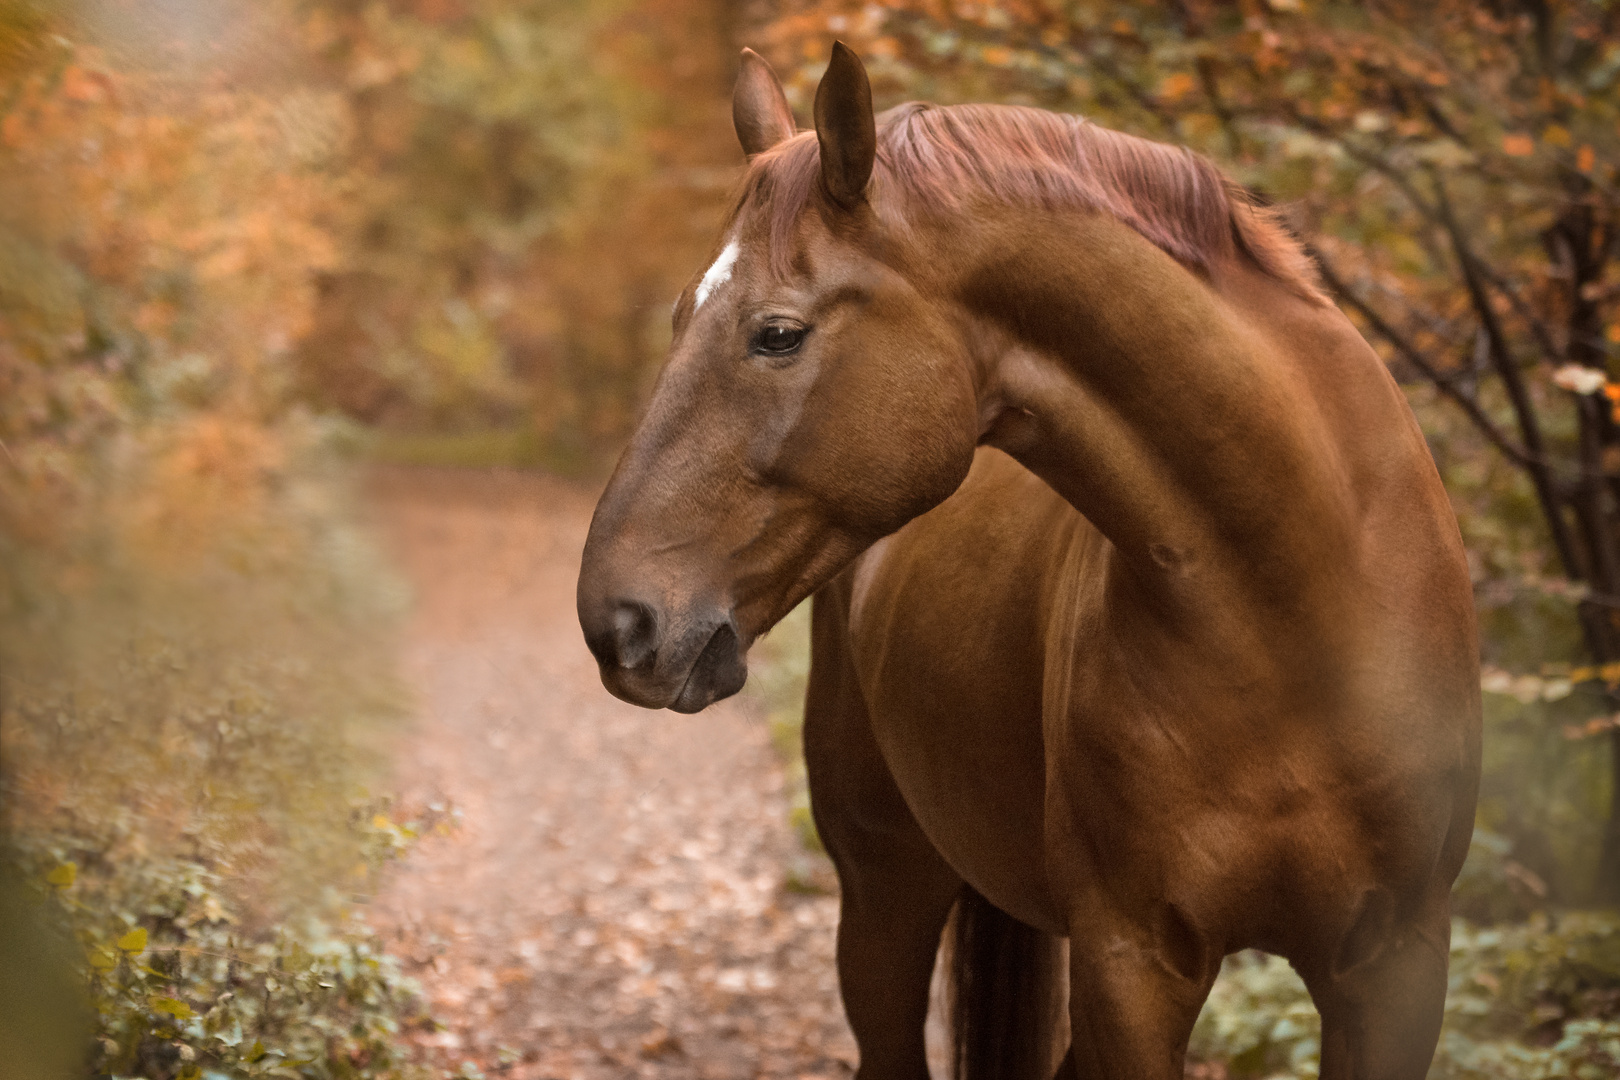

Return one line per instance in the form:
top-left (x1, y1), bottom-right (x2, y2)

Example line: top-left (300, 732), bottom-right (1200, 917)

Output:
top-left (577, 43), bottom-right (1480, 1080)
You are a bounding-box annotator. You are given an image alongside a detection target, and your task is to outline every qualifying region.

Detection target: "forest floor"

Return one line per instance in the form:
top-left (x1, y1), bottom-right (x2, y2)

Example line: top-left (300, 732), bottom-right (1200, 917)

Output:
top-left (361, 466), bottom-right (858, 1080)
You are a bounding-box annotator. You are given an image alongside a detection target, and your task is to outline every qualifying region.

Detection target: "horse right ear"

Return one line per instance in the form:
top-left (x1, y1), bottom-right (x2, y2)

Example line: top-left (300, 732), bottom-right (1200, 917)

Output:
top-left (813, 42), bottom-right (875, 209)
top-left (733, 48), bottom-right (796, 157)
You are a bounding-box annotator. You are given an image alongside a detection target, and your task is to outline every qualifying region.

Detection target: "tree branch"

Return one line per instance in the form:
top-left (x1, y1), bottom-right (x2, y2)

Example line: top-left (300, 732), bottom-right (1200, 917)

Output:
top-left (1306, 242), bottom-right (1535, 469)
top-left (1431, 174), bottom-right (1589, 584)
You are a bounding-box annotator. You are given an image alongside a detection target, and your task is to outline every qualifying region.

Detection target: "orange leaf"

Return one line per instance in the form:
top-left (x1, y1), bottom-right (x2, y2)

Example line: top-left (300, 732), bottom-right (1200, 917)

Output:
top-left (1160, 72), bottom-right (1199, 103)
top-left (60, 66), bottom-right (109, 104)
top-left (981, 46), bottom-right (1014, 67)
top-left (1577, 144), bottom-right (1596, 173)
top-left (1502, 133), bottom-right (1534, 157)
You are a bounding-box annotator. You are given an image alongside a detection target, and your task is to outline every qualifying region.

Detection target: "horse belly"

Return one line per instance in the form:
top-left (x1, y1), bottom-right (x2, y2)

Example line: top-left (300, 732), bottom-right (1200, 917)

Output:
top-left (845, 451), bottom-right (1073, 934)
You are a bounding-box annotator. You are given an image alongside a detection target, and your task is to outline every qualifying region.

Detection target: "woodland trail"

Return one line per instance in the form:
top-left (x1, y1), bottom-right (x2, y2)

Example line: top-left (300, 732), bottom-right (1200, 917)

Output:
top-left (362, 466), bottom-right (856, 1080)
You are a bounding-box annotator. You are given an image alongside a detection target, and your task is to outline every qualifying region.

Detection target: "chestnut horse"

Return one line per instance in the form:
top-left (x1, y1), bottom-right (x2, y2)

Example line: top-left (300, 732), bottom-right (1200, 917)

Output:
top-left (578, 43), bottom-right (1480, 1080)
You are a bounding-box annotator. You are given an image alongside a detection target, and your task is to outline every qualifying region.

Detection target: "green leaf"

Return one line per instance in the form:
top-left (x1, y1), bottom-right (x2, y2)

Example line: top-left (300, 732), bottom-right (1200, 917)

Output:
top-left (116, 927), bottom-right (148, 952)
top-left (46, 862), bottom-right (77, 887)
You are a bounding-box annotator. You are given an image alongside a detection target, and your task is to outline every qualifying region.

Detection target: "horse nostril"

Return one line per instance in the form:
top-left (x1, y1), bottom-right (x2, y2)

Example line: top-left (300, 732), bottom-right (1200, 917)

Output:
top-left (610, 600), bottom-right (658, 670)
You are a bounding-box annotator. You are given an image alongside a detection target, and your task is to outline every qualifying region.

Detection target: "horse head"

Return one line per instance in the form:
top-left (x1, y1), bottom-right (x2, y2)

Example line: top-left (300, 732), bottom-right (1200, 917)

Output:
top-left (577, 44), bottom-right (978, 712)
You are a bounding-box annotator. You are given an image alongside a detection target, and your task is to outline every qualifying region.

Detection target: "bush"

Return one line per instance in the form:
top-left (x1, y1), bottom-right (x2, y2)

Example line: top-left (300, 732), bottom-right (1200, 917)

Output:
top-left (0, 428), bottom-right (448, 1078)
top-left (8, 821), bottom-right (434, 1080)
top-left (1189, 905), bottom-right (1620, 1079)
top-left (0, 18), bottom-right (444, 1072)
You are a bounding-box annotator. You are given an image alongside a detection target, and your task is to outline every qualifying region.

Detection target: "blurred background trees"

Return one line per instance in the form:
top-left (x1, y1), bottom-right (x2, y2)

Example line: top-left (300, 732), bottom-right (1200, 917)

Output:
top-left (275, 0), bottom-right (760, 464)
top-left (293, 0), bottom-right (737, 458)
top-left (4, 0), bottom-right (1620, 1077)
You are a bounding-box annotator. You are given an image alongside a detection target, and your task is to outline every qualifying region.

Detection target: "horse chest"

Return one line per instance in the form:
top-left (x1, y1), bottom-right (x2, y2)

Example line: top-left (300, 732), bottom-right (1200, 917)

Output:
top-left (867, 675), bottom-right (1063, 931)
top-left (847, 552), bottom-right (1064, 930)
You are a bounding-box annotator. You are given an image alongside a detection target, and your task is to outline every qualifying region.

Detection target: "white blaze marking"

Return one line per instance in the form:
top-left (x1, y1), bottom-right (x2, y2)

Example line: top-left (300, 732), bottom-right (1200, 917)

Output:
top-left (694, 240), bottom-right (740, 311)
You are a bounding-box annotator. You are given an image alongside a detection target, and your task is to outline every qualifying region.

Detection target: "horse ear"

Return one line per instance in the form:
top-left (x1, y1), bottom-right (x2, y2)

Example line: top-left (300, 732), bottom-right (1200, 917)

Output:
top-left (813, 41), bottom-right (875, 208)
top-left (733, 48), bottom-right (796, 157)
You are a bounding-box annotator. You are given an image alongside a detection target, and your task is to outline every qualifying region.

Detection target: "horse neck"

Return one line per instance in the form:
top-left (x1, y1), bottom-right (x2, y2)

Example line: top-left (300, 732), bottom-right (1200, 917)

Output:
top-left (931, 207), bottom-right (1359, 623)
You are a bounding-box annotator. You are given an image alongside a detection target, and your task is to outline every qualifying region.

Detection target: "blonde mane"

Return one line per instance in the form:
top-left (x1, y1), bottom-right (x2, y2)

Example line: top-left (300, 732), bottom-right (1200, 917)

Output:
top-left (739, 101), bottom-right (1323, 302)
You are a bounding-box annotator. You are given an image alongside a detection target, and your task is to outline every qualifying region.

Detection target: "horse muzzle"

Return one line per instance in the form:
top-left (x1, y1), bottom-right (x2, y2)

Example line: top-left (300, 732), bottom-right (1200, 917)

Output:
top-left (579, 595), bottom-right (748, 714)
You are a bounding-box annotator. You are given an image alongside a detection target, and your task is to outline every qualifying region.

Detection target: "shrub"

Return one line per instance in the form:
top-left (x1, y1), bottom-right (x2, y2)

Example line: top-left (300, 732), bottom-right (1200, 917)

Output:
top-left (0, 18), bottom-right (443, 1073)
top-left (8, 820), bottom-right (434, 1080)
top-left (1189, 906), bottom-right (1620, 1079)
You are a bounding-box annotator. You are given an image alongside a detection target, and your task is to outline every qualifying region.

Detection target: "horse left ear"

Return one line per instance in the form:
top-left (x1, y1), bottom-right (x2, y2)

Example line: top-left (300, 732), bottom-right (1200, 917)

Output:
top-left (814, 41), bottom-right (875, 209)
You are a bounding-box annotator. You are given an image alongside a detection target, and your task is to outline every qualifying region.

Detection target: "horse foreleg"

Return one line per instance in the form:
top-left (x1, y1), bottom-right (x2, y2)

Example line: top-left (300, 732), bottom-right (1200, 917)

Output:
top-left (805, 586), bottom-right (961, 1080)
top-left (1306, 891), bottom-right (1451, 1080)
top-left (1062, 903), bottom-right (1217, 1080)
top-left (825, 820), bottom-right (960, 1080)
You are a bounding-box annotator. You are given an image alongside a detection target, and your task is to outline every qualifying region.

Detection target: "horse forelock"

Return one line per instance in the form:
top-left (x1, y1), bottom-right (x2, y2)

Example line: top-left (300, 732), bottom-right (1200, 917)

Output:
top-left (730, 102), bottom-right (1323, 301)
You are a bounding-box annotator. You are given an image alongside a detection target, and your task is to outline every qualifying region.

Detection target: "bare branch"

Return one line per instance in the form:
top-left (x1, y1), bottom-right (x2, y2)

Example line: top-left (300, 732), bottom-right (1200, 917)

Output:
top-left (1472, 257), bottom-right (1566, 366)
top-left (1431, 174), bottom-right (1588, 583)
top-left (1306, 242), bottom-right (1535, 469)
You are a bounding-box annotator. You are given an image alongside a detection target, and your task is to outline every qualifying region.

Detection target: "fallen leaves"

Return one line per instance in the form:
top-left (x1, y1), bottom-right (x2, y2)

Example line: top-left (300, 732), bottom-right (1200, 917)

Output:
top-left (366, 470), bottom-right (857, 1080)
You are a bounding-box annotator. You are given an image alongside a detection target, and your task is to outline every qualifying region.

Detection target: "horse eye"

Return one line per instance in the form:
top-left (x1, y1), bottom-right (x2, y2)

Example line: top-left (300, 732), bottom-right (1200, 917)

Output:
top-left (756, 323), bottom-right (807, 355)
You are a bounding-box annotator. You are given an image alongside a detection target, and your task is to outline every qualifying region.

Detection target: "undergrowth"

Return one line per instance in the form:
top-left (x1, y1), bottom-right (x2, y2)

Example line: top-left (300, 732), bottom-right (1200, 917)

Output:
top-left (0, 429), bottom-right (451, 1079)
top-left (8, 816), bottom-right (434, 1080)
top-left (1189, 889), bottom-right (1620, 1078)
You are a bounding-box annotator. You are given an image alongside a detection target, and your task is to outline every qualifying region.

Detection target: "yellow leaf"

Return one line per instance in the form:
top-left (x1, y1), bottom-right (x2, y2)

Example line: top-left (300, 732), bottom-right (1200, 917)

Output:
top-left (1502, 133), bottom-right (1534, 157)
top-left (1570, 666), bottom-right (1596, 682)
top-left (116, 927), bottom-right (148, 953)
top-left (151, 996), bottom-right (195, 1019)
top-left (372, 814), bottom-right (391, 830)
top-left (46, 863), bottom-right (76, 888)
top-left (89, 949), bottom-right (116, 970)
top-left (1543, 124), bottom-right (1572, 148)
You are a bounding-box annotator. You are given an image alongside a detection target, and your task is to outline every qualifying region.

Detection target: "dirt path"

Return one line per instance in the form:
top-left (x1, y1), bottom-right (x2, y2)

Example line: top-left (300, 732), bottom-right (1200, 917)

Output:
top-left (363, 466), bottom-right (856, 1080)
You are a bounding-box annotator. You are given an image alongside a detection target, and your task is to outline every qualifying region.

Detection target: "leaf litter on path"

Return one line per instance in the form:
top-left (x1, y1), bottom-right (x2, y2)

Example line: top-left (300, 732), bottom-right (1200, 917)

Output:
top-left (362, 467), bottom-right (855, 1080)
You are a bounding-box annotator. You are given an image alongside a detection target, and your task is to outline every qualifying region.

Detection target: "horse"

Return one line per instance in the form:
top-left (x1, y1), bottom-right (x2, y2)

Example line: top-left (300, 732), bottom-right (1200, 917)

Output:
top-left (577, 42), bottom-right (1481, 1080)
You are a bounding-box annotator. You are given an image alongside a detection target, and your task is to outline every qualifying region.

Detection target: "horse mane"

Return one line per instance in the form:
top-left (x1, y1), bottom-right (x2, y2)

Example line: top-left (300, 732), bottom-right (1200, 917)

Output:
top-left (739, 101), bottom-right (1324, 303)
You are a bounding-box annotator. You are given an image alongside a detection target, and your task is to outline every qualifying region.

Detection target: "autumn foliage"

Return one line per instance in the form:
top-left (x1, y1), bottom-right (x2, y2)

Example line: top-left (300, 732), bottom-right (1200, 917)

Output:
top-left (0, 0), bottom-right (752, 1073)
top-left (5, 0), bottom-right (1620, 1076)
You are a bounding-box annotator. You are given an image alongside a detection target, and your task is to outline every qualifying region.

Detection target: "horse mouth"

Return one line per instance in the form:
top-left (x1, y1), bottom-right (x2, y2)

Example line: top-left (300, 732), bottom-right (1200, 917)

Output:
top-left (594, 616), bottom-right (748, 714)
top-left (668, 620), bottom-right (748, 713)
